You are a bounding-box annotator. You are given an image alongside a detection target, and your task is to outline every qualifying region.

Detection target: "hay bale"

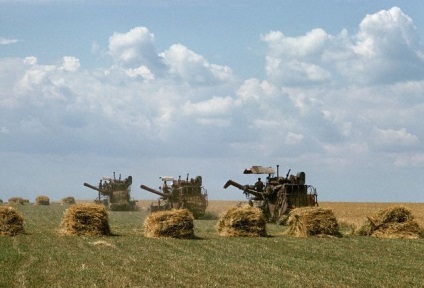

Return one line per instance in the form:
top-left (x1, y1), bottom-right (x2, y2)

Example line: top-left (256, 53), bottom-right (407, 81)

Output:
top-left (284, 207), bottom-right (341, 238)
top-left (35, 195), bottom-right (50, 205)
top-left (61, 196), bottom-right (76, 205)
top-left (357, 205), bottom-right (423, 239)
top-left (0, 206), bottom-right (25, 236)
top-left (8, 197), bottom-right (25, 205)
top-left (144, 209), bottom-right (195, 239)
top-left (216, 205), bottom-right (267, 237)
top-left (59, 203), bottom-right (111, 236)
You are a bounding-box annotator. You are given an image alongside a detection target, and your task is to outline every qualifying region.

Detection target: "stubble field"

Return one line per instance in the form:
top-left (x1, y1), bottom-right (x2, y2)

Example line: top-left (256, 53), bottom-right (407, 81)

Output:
top-left (0, 200), bottom-right (423, 287)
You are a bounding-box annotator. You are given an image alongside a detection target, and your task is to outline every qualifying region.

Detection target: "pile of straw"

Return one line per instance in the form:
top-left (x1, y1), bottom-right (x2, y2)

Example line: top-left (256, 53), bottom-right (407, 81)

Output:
top-left (0, 206), bottom-right (25, 236)
top-left (357, 205), bottom-right (423, 239)
top-left (144, 209), bottom-right (195, 239)
top-left (59, 203), bottom-right (111, 236)
top-left (35, 195), bottom-right (50, 205)
top-left (216, 205), bottom-right (267, 237)
top-left (284, 207), bottom-right (341, 238)
top-left (61, 196), bottom-right (76, 205)
top-left (8, 197), bottom-right (25, 205)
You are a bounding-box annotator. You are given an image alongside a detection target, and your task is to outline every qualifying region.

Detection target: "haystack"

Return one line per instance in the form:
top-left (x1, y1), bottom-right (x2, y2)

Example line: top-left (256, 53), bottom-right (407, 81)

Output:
top-left (8, 197), bottom-right (25, 205)
top-left (283, 207), bottom-right (341, 238)
top-left (216, 205), bottom-right (267, 237)
top-left (357, 205), bottom-right (423, 239)
top-left (35, 195), bottom-right (50, 205)
top-left (61, 196), bottom-right (76, 205)
top-left (59, 203), bottom-right (111, 236)
top-left (144, 209), bottom-right (195, 239)
top-left (0, 206), bottom-right (25, 236)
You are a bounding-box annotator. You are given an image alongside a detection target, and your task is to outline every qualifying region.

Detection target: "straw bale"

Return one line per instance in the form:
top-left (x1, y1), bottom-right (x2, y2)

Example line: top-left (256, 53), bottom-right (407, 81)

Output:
top-left (216, 205), bottom-right (267, 237)
top-left (372, 222), bottom-right (423, 239)
top-left (357, 205), bottom-right (423, 239)
top-left (59, 203), bottom-right (111, 236)
top-left (35, 195), bottom-right (50, 205)
top-left (0, 206), bottom-right (25, 236)
top-left (8, 197), bottom-right (25, 205)
top-left (61, 196), bottom-right (76, 205)
top-left (144, 209), bottom-right (195, 239)
top-left (284, 207), bottom-right (341, 238)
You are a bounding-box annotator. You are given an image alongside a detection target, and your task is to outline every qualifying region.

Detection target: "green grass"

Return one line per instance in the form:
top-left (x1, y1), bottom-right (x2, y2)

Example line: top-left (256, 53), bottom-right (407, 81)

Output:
top-left (0, 203), bottom-right (423, 287)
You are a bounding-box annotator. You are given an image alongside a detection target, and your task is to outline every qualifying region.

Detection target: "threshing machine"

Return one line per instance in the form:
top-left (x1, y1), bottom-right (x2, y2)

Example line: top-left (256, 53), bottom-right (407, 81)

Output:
top-left (84, 172), bottom-right (137, 211)
top-left (224, 165), bottom-right (318, 223)
top-left (140, 174), bottom-right (208, 218)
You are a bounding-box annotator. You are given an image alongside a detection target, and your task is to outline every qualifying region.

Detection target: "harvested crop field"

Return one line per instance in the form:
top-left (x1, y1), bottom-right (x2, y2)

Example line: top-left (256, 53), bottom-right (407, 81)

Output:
top-left (0, 200), bottom-right (423, 287)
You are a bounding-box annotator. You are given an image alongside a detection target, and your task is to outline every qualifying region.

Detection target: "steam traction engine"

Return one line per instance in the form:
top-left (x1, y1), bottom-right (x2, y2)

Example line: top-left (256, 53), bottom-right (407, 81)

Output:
top-left (224, 165), bottom-right (318, 223)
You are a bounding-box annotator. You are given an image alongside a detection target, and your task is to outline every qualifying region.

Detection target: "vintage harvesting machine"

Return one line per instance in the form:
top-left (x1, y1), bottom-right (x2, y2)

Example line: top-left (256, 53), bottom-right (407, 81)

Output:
top-left (140, 174), bottom-right (208, 218)
top-left (83, 172), bottom-right (137, 211)
top-left (224, 165), bottom-right (318, 223)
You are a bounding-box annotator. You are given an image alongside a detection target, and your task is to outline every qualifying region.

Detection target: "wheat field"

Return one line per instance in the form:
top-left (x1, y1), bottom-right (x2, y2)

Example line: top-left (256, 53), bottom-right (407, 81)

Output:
top-left (0, 200), bottom-right (423, 287)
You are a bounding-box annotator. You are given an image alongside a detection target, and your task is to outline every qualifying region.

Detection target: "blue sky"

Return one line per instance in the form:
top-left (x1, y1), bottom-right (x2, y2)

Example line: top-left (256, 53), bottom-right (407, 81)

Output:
top-left (1, 1), bottom-right (424, 203)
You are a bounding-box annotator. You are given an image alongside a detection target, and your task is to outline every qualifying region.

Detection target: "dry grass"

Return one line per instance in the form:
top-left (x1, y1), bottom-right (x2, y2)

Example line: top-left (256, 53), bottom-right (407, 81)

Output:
top-left (2, 201), bottom-right (424, 287)
top-left (283, 207), bottom-right (341, 238)
top-left (0, 206), bottom-right (25, 236)
top-left (216, 204), bottom-right (267, 237)
top-left (356, 205), bottom-right (423, 239)
top-left (59, 203), bottom-right (111, 236)
top-left (35, 195), bottom-right (50, 205)
top-left (319, 202), bottom-right (424, 231)
top-left (144, 209), bottom-right (195, 238)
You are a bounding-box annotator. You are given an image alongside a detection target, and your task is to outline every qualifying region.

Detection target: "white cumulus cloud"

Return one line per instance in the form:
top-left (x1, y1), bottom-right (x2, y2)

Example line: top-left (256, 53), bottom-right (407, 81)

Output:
top-left (160, 44), bottom-right (233, 85)
top-left (61, 56), bottom-right (80, 72)
top-left (108, 27), bottom-right (163, 73)
top-left (262, 6), bottom-right (424, 86)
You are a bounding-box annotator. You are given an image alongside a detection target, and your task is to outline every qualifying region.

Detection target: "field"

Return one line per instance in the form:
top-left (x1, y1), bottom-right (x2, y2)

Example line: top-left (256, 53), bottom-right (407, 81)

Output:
top-left (1, 201), bottom-right (423, 287)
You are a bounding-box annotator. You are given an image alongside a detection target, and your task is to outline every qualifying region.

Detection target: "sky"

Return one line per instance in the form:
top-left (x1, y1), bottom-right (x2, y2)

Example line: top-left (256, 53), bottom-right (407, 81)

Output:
top-left (1, 1), bottom-right (424, 203)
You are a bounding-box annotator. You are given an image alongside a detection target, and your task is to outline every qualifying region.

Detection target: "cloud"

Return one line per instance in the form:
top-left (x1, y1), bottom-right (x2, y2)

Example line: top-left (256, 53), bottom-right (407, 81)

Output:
top-left (350, 6), bottom-right (424, 83)
top-left (125, 66), bottom-right (155, 80)
top-left (262, 6), bottom-right (424, 86)
top-left (182, 96), bottom-right (233, 116)
top-left (160, 44), bottom-right (233, 85)
top-left (372, 128), bottom-right (420, 147)
top-left (0, 37), bottom-right (19, 45)
top-left (60, 56), bottom-right (80, 72)
top-left (262, 29), bottom-right (333, 85)
top-left (108, 27), bottom-right (164, 73)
